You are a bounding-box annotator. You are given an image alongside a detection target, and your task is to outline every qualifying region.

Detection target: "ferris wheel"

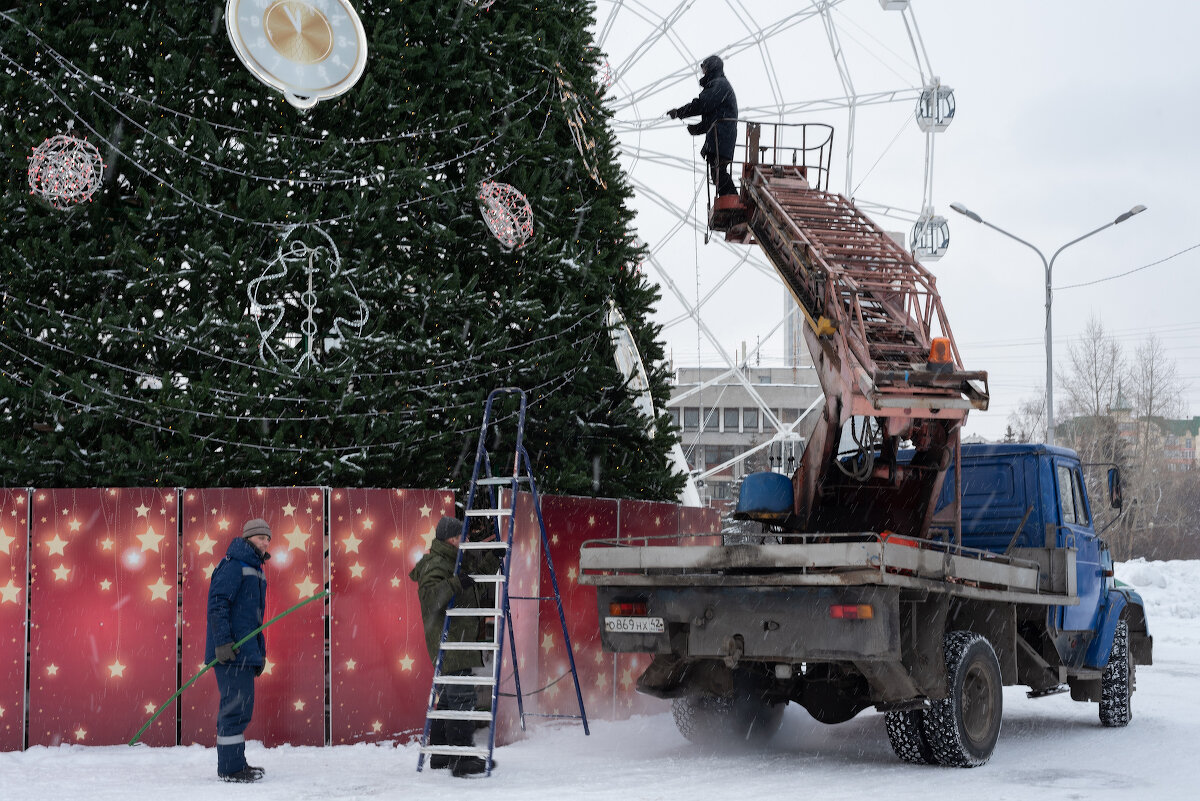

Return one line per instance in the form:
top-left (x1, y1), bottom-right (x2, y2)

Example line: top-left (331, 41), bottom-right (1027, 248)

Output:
top-left (591, 0), bottom-right (955, 494)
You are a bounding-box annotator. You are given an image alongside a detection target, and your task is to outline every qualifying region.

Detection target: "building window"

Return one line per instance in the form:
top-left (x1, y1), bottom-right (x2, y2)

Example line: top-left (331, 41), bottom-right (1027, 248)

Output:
top-left (668, 408), bottom-right (680, 427)
top-left (757, 374), bottom-right (772, 384)
top-left (782, 408), bottom-right (800, 424)
top-left (683, 407), bottom-right (699, 430)
top-left (743, 408), bottom-right (759, 432)
top-left (703, 408), bottom-right (719, 431)
top-left (723, 408), bottom-right (740, 431)
top-left (714, 445), bottom-right (737, 468)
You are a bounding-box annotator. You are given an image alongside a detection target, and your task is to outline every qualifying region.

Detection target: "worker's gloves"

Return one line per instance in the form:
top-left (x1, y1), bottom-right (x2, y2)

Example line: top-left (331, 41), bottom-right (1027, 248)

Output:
top-left (457, 573), bottom-right (476, 593)
top-left (687, 123), bottom-right (704, 136)
top-left (215, 642), bottom-right (237, 664)
top-left (666, 107), bottom-right (680, 119)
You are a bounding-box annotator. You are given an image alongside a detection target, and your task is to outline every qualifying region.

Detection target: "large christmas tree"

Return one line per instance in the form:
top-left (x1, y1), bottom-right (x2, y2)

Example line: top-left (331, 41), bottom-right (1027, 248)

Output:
top-left (0, 0), bottom-right (683, 499)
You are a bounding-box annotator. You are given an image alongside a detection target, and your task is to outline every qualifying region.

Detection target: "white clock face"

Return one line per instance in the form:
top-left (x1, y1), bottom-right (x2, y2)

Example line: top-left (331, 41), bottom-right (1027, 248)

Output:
top-left (226, 0), bottom-right (368, 109)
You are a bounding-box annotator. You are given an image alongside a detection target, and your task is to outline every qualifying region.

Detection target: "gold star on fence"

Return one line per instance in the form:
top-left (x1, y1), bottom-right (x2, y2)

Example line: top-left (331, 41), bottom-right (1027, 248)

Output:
top-left (295, 576), bottom-right (319, 598)
top-left (541, 633), bottom-right (554, 653)
top-left (390, 536), bottom-right (403, 549)
top-left (99, 579), bottom-right (112, 591)
top-left (345, 659), bottom-right (357, 671)
top-left (418, 503), bottom-right (431, 518)
top-left (134, 504), bottom-right (150, 517)
top-left (293, 699), bottom-right (306, 711)
top-left (204, 563), bottom-right (217, 580)
top-left (362, 517), bottom-right (374, 530)
top-left (595, 672), bottom-right (608, 689)
top-left (420, 527), bottom-right (435, 549)
top-left (589, 516), bottom-right (596, 526)
top-left (218, 518), bottom-right (230, 531)
top-left (68, 519), bottom-right (81, 532)
top-left (195, 534), bottom-right (217, 555)
top-left (100, 537), bottom-right (114, 550)
top-left (349, 563), bottom-right (365, 578)
top-left (46, 664), bottom-right (59, 676)
top-left (568, 566), bottom-right (577, 582)
top-left (282, 503), bottom-right (297, 516)
top-left (0, 580), bottom-right (21, 604)
top-left (372, 721), bottom-right (383, 733)
top-left (343, 533), bottom-right (362, 553)
top-left (262, 660), bottom-right (275, 676)
top-left (620, 668), bottom-right (634, 690)
top-left (398, 655), bottom-right (414, 671)
top-left (147, 577), bottom-right (171, 602)
top-left (52, 565), bottom-right (70, 582)
top-left (144, 702), bottom-right (156, 714)
top-left (137, 526), bottom-right (164, 553)
top-left (390, 577), bottom-right (401, 588)
top-left (45, 534), bottom-right (68, 556)
top-left (284, 524), bottom-right (310, 551)
top-left (74, 727), bottom-right (86, 741)
top-left (0, 528), bottom-right (13, 554)
top-left (109, 660), bottom-right (126, 678)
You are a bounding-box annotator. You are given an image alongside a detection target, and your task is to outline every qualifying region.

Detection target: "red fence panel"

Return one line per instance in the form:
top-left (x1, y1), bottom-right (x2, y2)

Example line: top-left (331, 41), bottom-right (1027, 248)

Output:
top-left (494, 491), bottom-right (542, 744)
top-left (28, 488), bottom-right (179, 747)
top-left (328, 488), bottom-right (455, 745)
top-left (531, 494), bottom-right (618, 721)
top-left (0, 489), bottom-right (29, 751)
top-left (181, 488), bottom-right (325, 747)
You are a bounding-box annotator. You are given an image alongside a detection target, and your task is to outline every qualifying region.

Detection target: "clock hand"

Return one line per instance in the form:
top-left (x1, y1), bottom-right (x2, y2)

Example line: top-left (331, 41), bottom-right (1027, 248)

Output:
top-left (282, 2), bottom-right (305, 35)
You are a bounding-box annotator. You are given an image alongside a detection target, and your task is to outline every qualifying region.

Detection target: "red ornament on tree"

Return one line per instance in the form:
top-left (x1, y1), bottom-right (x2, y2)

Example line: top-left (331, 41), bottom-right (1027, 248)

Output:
top-left (478, 180), bottom-right (534, 250)
top-left (27, 134), bottom-right (105, 210)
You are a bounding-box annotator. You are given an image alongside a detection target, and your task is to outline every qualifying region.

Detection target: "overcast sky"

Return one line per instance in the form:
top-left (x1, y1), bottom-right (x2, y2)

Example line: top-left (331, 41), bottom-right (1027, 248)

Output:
top-left (593, 0), bottom-right (1200, 441)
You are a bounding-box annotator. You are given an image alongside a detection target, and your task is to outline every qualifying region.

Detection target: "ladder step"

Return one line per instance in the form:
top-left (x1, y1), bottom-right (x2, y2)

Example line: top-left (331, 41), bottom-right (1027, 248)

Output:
top-left (425, 710), bottom-right (494, 721)
top-left (434, 674), bottom-right (497, 686)
top-left (446, 607), bottom-right (501, 617)
top-left (440, 641), bottom-right (500, 651)
top-left (461, 573), bottom-right (506, 583)
top-left (465, 508), bottom-right (512, 517)
top-left (458, 541), bottom-right (509, 551)
top-left (421, 745), bottom-right (492, 758)
top-left (474, 476), bottom-right (528, 486)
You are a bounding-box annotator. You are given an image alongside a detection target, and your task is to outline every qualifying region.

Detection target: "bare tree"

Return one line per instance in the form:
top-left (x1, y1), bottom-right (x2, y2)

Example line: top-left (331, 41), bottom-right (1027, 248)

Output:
top-left (1057, 314), bottom-right (1125, 419)
top-left (1007, 391), bottom-right (1046, 444)
top-left (1129, 333), bottom-right (1186, 459)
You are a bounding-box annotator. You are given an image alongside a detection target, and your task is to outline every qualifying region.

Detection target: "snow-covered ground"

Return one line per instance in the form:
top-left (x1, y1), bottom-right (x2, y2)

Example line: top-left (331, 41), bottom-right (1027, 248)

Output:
top-left (2, 559), bottom-right (1195, 799)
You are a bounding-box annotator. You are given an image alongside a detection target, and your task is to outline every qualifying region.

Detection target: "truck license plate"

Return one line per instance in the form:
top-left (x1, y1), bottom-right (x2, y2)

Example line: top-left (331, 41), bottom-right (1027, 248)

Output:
top-left (604, 616), bottom-right (665, 634)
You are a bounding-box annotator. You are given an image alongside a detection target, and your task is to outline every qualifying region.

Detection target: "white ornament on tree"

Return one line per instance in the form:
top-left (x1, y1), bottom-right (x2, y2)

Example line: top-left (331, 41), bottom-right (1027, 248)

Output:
top-left (246, 226), bottom-right (369, 372)
top-left (478, 181), bottom-right (534, 251)
top-left (27, 134), bottom-right (105, 209)
top-left (555, 62), bottom-right (607, 189)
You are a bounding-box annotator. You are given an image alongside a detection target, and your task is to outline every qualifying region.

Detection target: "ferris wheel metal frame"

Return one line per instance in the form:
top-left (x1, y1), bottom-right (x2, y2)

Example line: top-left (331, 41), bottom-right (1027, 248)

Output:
top-left (591, 0), bottom-right (956, 498)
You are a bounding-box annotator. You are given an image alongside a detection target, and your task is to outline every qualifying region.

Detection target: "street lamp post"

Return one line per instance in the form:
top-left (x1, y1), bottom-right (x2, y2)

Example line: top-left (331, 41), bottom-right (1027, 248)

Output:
top-left (949, 202), bottom-right (1146, 446)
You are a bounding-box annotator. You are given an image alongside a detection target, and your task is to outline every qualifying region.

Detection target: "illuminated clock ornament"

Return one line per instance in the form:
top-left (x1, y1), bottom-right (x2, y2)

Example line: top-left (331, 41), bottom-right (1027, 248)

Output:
top-left (226, 0), bottom-right (368, 110)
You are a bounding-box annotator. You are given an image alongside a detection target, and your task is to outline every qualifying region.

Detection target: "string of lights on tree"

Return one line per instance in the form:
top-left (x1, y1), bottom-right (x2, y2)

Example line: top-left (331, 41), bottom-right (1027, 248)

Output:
top-left (1, 335), bottom-right (600, 454)
top-left (0, 301), bottom-right (602, 420)
top-left (4, 288), bottom-right (598, 388)
top-left (555, 61), bottom-right (607, 189)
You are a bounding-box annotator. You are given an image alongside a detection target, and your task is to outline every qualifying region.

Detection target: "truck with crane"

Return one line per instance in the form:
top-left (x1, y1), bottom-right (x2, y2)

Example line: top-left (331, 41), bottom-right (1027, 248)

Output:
top-left (580, 122), bottom-right (1152, 766)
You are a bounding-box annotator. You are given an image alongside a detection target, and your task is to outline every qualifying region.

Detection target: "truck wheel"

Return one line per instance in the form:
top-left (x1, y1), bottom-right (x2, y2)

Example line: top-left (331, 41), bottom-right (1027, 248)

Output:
top-left (922, 631), bottom-right (1003, 767)
top-left (1099, 619), bottom-right (1133, 727)
top-left (885, 709), bottom-right (936, 764)
top-left (671, 693), bottom-right (785, 745)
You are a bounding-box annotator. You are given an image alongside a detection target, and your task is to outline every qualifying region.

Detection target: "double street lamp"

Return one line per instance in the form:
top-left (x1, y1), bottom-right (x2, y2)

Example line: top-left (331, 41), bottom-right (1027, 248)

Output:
top-left (949, 202), bottom-right (1147, 446)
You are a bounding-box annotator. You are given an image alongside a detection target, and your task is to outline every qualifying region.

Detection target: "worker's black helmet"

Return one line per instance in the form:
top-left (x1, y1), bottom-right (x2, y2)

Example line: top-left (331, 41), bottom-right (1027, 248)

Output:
top-left (700, 54), bottom-right (723, 75)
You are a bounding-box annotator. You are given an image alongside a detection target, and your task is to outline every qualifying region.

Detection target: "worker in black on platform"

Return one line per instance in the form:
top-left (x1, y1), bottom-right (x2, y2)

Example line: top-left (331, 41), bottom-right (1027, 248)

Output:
top-left (667, 54), bottom-right (739, 197)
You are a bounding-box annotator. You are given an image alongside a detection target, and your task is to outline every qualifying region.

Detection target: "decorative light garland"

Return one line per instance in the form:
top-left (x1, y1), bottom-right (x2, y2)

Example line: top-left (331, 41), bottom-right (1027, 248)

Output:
top-left (478, 180), bottom-right (534, 250)
top-left (555, 62), bottom-right (607, 189)
top-left (27, 134), bottom-right (104, 209)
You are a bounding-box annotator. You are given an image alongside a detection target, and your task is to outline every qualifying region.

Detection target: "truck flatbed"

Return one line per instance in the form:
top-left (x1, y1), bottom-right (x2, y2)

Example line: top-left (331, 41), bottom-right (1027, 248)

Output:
top-left (580, 534), bottom-right (1078, 606)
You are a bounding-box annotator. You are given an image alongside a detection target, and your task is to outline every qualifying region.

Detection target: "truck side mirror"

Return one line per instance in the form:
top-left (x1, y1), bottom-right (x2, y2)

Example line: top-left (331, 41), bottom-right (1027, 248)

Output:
top-left (1107, 467), bottom-right (1123, 510)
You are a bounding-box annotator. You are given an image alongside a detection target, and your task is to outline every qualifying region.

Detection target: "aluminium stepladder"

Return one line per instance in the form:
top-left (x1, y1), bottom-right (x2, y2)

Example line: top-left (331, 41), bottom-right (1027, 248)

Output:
top-left (417, 388), bottom-right (589, 776)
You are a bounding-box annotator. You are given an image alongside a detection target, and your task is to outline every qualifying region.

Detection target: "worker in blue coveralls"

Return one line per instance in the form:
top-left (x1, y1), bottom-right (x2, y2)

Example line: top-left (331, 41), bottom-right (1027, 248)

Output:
top-left (206, 518), bottom-right (272, 783)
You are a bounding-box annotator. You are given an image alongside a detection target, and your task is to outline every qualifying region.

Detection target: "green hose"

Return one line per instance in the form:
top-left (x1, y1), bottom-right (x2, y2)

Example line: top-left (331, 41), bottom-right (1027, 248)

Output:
top-left (128, 589), bottom-right (329, 745)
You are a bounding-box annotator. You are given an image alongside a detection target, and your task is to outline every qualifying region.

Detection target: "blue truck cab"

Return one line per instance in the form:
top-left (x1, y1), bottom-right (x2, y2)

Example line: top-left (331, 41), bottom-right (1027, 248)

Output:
top-left (931, 443), bottom-right (1153, 677)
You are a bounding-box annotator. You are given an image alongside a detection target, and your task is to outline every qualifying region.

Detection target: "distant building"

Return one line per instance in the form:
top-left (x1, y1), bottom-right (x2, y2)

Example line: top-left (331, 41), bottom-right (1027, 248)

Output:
top-left (667, 361), bottom-right (822, 509)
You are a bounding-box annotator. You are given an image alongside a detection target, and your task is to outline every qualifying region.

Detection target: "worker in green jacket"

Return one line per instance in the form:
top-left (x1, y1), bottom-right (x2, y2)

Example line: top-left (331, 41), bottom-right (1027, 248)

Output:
top-left (410, 516), bottom-right (502, 777)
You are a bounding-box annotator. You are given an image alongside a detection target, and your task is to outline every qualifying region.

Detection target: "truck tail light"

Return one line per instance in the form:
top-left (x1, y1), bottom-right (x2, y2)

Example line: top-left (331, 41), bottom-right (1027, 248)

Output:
top-left (609, 602), bottom-right (648, 616)
top-left (830, 604), bottom-right (874, 620)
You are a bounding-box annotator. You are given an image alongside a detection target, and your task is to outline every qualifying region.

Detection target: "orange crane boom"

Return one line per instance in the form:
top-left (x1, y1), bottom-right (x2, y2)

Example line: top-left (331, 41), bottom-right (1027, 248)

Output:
top-left (709, 122), bottom-right (988, 539)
